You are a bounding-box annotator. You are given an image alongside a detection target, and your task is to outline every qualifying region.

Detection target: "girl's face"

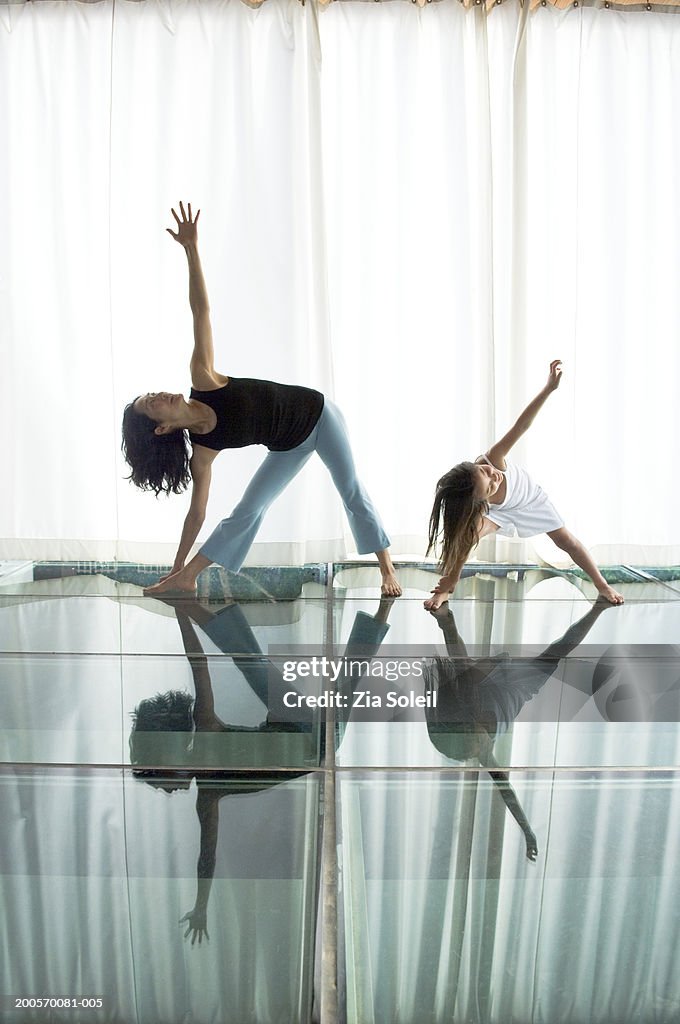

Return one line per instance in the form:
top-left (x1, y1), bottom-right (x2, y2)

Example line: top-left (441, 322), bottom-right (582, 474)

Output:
top-left (472, 463), bottom-right (503, 500)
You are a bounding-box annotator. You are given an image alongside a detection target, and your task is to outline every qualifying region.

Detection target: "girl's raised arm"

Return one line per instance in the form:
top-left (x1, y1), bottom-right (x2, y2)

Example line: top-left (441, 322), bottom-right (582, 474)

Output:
top-left (486, 360), bottom-right (562, 469)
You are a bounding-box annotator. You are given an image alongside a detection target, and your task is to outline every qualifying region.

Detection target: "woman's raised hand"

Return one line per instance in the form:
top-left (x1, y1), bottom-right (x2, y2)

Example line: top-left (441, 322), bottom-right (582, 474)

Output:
top-left (167, 201), bottom-right (200, 247)
top-left (545, 359), bottom-right (563, 392)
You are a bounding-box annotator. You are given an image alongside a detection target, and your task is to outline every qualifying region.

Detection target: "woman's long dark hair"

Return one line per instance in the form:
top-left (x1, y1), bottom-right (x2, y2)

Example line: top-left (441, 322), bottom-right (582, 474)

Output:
top-left (122, 400), bottom-right (191, 496)
top-left (426, 462), bottom-right (488, 576)
top-left (129, 690), bottom-right (195, 786)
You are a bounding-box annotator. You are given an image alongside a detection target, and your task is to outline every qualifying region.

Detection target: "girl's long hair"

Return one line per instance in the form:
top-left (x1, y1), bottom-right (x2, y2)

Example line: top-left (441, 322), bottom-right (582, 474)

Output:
top-left (423, 656), bottom-right (484, 724)
top-left (423, 656), bottom-right (498, 761)
top-left (121, 400), bottom-right (191, 496)
top-left (426, 461), bottom-right (488, 575)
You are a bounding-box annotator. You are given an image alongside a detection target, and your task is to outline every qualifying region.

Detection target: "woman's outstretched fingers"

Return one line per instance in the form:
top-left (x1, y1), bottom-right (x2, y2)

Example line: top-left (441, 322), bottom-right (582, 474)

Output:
top-left (167, 202), bottom-right (200, 246)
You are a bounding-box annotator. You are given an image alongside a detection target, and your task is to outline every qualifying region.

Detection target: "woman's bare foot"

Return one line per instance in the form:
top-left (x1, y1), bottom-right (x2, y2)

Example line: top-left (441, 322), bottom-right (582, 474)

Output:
top-left (143, 568), bottom-right (198, 596)
top-left (596, 584), bottom-right (624, 605)
top-left (380, 570), bottom-right (402, 597)
top-left (376, 549), bottom-right (402, 597)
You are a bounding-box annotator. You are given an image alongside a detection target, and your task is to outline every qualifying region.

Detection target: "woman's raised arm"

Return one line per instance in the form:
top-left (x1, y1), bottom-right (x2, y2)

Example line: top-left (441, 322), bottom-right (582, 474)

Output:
top-left (167, 201), bottom-right (223, 389)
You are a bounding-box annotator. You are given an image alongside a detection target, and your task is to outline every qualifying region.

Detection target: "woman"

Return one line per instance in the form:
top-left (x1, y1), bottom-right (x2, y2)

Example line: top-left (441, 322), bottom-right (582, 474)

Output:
top-left (122, 202), bottom-right (401, 597)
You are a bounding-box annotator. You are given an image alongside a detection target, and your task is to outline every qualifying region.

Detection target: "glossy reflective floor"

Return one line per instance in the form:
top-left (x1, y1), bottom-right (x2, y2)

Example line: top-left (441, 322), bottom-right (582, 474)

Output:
top-left (1, 563), bottom-right (680, 1023)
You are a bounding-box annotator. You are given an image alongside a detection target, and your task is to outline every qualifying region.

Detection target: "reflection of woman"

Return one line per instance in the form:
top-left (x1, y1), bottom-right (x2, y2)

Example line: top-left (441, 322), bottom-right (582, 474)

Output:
top-left (424, 601), bottom-right (611, 860)
top-left (130, 596), bottom-right (395, 943)
top-left (121, 203), bottom-right (400, 598)
top-left (130, 601), bottom-right (314, 945)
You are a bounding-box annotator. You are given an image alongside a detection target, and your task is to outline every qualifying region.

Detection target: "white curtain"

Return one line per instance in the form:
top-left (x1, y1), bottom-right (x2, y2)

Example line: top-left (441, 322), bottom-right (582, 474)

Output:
top-left (1, 0), bottom-right (679, 565)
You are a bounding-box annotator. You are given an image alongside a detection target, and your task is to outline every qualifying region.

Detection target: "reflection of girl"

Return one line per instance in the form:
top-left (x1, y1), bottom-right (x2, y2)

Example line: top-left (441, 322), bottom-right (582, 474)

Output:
top-left (424, 601), bottom-right (611, 860)
top-left (425, 361), bottom-right (623, 609)
top-left (121, 203), bottom-right (400, 597)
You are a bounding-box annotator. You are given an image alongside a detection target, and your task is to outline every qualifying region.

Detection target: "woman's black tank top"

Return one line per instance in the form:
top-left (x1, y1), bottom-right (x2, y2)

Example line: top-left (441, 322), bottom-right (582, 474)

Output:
top-left (188, 378), bottom-right (324, 452)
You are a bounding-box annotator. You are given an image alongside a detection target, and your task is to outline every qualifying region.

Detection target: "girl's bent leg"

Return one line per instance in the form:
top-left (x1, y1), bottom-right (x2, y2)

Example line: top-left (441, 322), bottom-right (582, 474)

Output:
top-left (315, 401), bottom-right (401, 595)
top-left (547, 527), bottom-right (624, 605)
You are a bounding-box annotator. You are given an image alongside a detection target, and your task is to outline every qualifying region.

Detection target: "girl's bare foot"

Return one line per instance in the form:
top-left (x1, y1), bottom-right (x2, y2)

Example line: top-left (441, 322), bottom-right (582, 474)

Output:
top-left (596, 584), bottom-right (624, 605)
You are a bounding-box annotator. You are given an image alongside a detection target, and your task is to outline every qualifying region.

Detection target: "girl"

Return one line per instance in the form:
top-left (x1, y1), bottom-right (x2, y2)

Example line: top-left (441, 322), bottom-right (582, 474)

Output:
top-left (122, 202), bottom-right (401, 597)
top-left (425, 360), bottom-right (623, 609)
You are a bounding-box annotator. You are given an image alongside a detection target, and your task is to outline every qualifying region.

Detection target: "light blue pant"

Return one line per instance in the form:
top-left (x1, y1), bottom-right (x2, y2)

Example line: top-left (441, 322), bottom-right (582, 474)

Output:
top-left (200, 603), bottom-right (391, 724)
top-left (199, 400), bottom-right (391, 572)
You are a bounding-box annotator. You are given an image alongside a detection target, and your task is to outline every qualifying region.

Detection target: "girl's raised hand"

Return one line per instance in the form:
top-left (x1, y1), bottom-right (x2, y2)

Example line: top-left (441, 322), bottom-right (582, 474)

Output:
top-left (167, 201), bottom-right (200, 247)
top-left (546, 359), bottom-right (562, 392)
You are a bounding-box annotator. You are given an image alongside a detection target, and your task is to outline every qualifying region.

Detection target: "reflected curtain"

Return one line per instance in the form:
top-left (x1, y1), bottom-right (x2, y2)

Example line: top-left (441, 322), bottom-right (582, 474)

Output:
top-left (339, 771), bottom-right (680, 1024)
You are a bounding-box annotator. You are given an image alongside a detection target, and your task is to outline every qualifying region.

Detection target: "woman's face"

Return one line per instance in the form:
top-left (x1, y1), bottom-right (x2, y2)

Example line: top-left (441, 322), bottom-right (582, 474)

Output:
top-left (472, 463), bottom-right (503, 501)
top-left (134, 392), bottom-right (184, 426)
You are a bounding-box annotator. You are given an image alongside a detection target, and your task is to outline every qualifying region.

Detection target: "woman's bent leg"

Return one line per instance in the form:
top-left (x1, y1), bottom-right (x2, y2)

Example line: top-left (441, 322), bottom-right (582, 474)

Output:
top-left (199, 446), bottom-right (314, 572)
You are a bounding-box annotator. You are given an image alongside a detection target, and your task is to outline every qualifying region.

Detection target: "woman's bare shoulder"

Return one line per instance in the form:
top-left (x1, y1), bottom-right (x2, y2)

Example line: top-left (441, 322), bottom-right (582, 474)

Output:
top-left (190, 367), bottom-right (229, 391)
top-left (189, 444), bottom-right (220, 470)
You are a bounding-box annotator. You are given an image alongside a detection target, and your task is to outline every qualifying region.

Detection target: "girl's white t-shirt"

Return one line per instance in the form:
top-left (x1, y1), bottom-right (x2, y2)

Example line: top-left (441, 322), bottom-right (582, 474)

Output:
top-left (480, 456), bottom-right (564, 538)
